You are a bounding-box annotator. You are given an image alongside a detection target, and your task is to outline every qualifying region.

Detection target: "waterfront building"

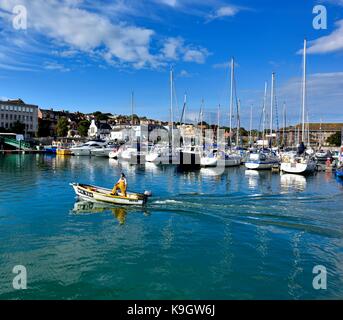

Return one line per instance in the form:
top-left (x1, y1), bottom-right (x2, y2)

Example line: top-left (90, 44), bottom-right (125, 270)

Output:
top-left (0, 99), bottom-right (38, 138)
top-left (280, 123), bottom-right (343, 147)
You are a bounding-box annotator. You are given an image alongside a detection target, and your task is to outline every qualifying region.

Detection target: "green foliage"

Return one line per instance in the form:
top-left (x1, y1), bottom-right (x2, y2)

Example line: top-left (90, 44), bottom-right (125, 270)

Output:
top-left (326, 131), bottom-right (342, 146)
top-left (93, 111), bottom-right (109, 121)
top-left (37, 119), bottom-right (52, 137)
top-left (77, 120), bottom-right (90, 137)
top-left (56, 117), bottom-right (69, 137)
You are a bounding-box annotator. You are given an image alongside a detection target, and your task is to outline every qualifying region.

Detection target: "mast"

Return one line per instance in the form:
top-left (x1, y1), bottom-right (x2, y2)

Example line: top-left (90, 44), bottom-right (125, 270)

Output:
top-left (236, 99), bottom-right (241, 147)
top-left (302, 39), bottom-right (307, 144)
top-left (229, 57), bottom-right (234, 147)
top-left (170, 67), bottom-right (174, 148)
top-left (270, 72), bottom-right (275, 139)
top-left (249, 104), bottom-right (253, 146)
top-left (200, 98), bottom-right (204, 146)
top-left (283, 102), bottom-right (286, 146)
top-left (131, 91), bottom-right (134, 126)
top-left (262, 81), bottom-right (268, 148)
top-left (218, 104), bottom-right (220, 129)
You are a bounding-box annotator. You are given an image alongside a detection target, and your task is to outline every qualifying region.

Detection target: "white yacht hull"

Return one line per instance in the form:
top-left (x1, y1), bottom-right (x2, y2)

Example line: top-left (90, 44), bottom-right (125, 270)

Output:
top-left (200, 157), bottom-right (217, 167)
top-left (71, 148), bottom-right (91, 156)
top-left (245, 161), bottom-right (277, 170)
top-left (280, 161), bottom-right (316, 175)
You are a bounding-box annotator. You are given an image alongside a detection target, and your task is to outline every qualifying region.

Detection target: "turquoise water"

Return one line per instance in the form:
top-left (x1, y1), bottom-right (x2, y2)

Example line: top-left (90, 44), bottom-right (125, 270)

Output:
top-left (0, 154), bottom-right (343, 300)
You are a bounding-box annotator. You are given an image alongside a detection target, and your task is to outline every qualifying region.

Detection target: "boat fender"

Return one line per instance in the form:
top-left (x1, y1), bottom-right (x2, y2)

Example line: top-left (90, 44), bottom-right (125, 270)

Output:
top-left (144, 191), bottom-right (152, 197)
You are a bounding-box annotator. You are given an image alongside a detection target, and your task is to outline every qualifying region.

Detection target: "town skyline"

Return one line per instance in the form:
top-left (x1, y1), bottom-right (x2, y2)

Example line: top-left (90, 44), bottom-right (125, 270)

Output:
top-left (0, 0), bottom-right (343, 128)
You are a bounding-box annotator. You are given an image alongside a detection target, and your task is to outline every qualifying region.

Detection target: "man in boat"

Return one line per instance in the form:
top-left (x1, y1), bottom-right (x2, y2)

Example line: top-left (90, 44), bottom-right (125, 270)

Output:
top-left (111, 173), bottom-right (128, 197)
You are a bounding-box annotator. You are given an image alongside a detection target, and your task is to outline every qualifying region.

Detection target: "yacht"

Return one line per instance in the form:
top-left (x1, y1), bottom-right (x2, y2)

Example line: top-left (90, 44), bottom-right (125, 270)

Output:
top-left (280, 40), bottom-right (316, 175)
top-left (245, 150), bottom-right (279, 170)
top-left (70, 141), bottom-right (106, 156)
top-left (91, 143), bottom-right (120, 157)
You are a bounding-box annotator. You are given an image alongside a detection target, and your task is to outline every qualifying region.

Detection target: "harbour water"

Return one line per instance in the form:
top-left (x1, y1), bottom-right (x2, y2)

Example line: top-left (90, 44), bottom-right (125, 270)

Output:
top-left (0, 154), bottom-right (343, 299)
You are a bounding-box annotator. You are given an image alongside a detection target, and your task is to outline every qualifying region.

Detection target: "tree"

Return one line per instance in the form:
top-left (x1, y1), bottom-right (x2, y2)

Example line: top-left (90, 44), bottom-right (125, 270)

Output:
top-left (93, 111), bottom-right (109, 121)
top-left (327, 131), bottom-right (342, 146)
top-left (56, 117), bottom-right (69, 137)
top-left (11, 121), bottom-right (25, 134)
top-left (77, 120), bottom-right (90, 137)
top-left (37, 119), bottom-right (52, 137)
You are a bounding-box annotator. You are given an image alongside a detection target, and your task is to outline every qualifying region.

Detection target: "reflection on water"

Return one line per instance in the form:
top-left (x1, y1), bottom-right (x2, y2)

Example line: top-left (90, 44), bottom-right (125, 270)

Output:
top-left (280, 174), bottom-right (307, 192)
top-left (1, 154), bottom-right (343, 299)
top-left (71, 201), bottom-right (128, 225)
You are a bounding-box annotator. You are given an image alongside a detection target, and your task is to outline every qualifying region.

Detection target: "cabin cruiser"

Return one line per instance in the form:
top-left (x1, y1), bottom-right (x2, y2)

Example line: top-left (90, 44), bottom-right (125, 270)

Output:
top-left (70, 141), bottom-right (107, 156)
top-left (91, 143), bottom-right (120, 157)
top-left (245, 150), bottom-right (279, 170)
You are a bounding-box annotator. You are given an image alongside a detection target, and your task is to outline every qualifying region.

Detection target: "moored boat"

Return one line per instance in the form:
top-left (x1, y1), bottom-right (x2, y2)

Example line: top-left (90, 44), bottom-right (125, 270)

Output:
top-left (245, 151), bottom-right (279, 170)
top-left (70, 183), bottom-right (151, 206)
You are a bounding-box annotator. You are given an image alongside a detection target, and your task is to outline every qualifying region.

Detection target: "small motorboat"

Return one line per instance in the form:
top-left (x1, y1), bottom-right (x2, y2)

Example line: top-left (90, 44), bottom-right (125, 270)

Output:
top-left (70, 183), bottom-right (152, 206)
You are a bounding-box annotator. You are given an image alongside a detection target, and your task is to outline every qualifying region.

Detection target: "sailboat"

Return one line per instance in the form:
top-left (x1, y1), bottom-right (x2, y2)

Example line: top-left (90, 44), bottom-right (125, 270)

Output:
top-left (245, 76), bottom-right (279, 170)
top-left (146, 68), bottom-right (181, 164)
top-left (222, 57), bottom-right (242, 167)
top-left (280, 39), bottom-right (316, 175)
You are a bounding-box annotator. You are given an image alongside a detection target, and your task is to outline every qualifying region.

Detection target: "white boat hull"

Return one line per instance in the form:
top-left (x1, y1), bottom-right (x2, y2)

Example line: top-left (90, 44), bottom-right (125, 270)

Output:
top-left (245, 161), bottom-right (278, 170)
top-left (70, 183), bottom-right (148, 206)
top-left (280, 161), bottom-right (316, 175)
top-left (200, 157), bottom-right (217, 167)
top-left (71, 148), bottom-right (91, 156)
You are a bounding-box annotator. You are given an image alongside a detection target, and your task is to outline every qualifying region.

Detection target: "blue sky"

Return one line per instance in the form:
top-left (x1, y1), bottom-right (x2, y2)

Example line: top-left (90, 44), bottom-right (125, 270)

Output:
top-left (0, 0), bottom-right (343, 129)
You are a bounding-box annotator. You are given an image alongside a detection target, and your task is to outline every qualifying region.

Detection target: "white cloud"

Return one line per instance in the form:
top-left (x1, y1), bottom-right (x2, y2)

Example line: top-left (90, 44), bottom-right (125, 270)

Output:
top-left (208, 5), bottom-right (240, 21)
top-left (44, 61), bottom-right (71, 72)
top-left (0, 0), bottom-right (209, 70)
top-left (307, 20), bottom-right (343, 54)
top-left (157, 0), bottom-right (178, 7)
top-left (278, 72), bottom-right (343, 122)
top-left (161, 37), bottom-right (209, 64)
top-left (179, 69), bottom-right (191, 77)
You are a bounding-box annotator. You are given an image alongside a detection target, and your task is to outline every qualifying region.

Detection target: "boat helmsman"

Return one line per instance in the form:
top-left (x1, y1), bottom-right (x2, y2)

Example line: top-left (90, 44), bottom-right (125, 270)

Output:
top-left (111, 173), bottom-right (127, 197)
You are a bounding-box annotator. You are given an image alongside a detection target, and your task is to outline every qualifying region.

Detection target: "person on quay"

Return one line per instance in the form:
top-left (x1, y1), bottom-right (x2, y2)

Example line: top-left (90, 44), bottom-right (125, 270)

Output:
top-left (111, 173), bottom-right (127, 197)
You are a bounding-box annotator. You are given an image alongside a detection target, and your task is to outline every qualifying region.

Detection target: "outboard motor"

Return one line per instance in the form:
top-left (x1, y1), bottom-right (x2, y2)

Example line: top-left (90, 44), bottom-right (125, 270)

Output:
top-left (144, 190), bottom-right (153, 197)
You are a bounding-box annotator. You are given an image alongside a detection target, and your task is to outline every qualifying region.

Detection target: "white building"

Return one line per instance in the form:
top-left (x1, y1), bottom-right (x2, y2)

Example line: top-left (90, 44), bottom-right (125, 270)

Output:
top-left (0, 99), bottom-right (39, 138)
top-left (88, 120), bottom-right (112, 140)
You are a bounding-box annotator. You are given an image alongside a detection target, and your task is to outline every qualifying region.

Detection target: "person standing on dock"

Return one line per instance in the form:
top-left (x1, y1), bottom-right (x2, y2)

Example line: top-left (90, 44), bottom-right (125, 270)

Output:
top-left (111, 173), bottom-right (128, 197)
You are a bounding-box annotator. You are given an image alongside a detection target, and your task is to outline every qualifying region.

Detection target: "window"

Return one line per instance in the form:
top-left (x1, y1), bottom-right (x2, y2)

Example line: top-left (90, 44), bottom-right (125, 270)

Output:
top-left (10, 114), bottom-right (12, 120)
top-left (18, 107), bottom-right (21, 112)
top-left (1, 114), bottom-right (3, 119)
top-left (5, 114), bottom-right (8, 120)
top-left (14, 115), bottom-right (17, 120)
top-left (5, 106), bottom-right (8, 111)
top-left (1, 105), bottom-right (4, 110)
top-left (9, 106), bottom-right (13, 111)
top-left (30, 108), bottom-right (33, 113)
